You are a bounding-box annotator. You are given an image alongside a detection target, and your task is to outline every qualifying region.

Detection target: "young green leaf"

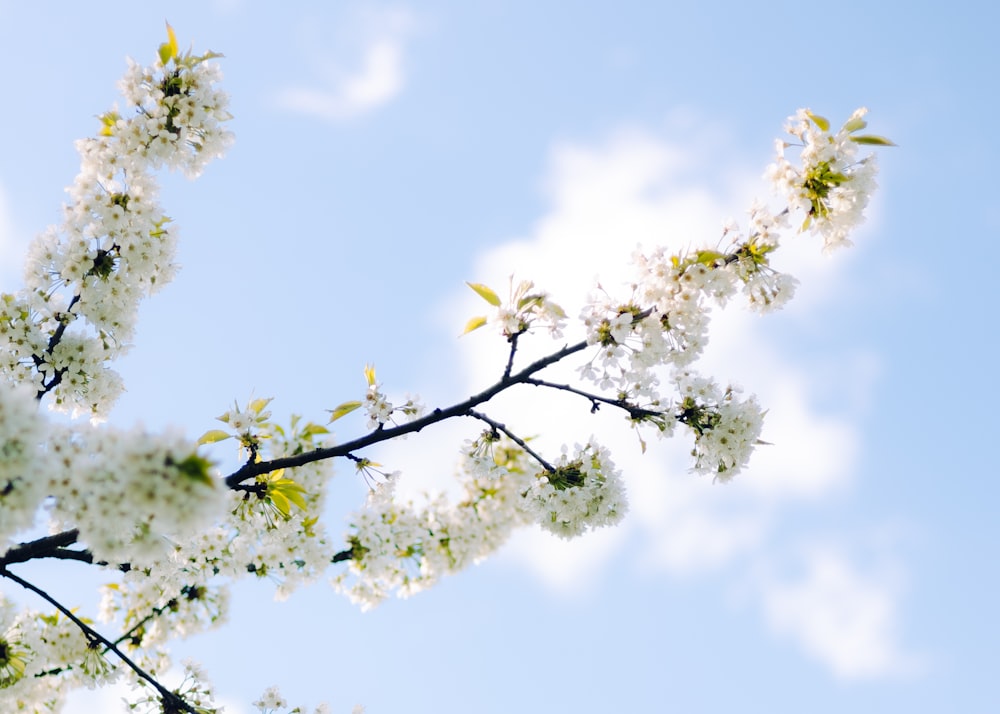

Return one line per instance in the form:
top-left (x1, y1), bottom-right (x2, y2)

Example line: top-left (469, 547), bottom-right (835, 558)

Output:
top-left (269, 490), bottom-right (291, 518)
top-left (301, 423), bottom-right (330, 437)
top-left (466, 282), bottom-right (501, 307)
top-left (248, 397), bottom-right (272, 415)
top-left (694, 250), bottom-right (726, 266)
top-left (849, 134), bottom-right (897, 146)
top-left (806, 111), bottom-right (830, 131)
top-left (158, 22), bottom-right (179, 65)
top-left (172, 453), bottom-right (216, 487)
top-left (328, 400), bottom-right (363, 422)
top-left (197, 429), bottom-right (232, 445)
top-left (843, 115), bottom-right (868, 133)
top-left (462, 315), bottom-right (488, 335)
top-left (267, 477), bottom-right (309, 517)
top-left (526, 292), bottom-right (552, 308)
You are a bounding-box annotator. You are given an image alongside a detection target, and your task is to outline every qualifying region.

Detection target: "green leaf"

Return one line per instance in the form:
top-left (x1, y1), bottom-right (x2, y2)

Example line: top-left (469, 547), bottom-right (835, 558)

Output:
top-left (97, 111), bottom-right (119, 137)
top-left (269, 490), bottom-right (291, 518)
top-left (248, 397), bottom-right (272, 415)
top-left (158, 22), bottom-right (178, 65)
top-left (694, 250), bottom-right (725, 266)
top-left (268, 477), bottom-right (309, 517)
top-left (806, 111), bottom-right (830, 131)
top-left (197, 429), bottom-right (232, 445)
top-left (278, 482), bottom-right (308, 511)
top-left (849, 134), bottom-right (896, 146)
top-left (462, 315), bottom-right (488, 335)
top-left (466, 282), bottom-right (501, 307)
top-left (328, 400), bottom-right (362, 422)
top-left (517, 294), bottom-right (545, 310)
top-left (301, 423), bottom-right (330, 437)
top-left (843, 116), bottom-right (868, 133)
top-left (172, 453), bottom-right (216, 487)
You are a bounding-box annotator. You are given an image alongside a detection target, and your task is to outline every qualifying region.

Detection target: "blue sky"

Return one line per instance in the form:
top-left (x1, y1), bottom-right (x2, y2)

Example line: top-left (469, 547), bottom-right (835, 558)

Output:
top-left (1, 2), bottom-right (997, 712)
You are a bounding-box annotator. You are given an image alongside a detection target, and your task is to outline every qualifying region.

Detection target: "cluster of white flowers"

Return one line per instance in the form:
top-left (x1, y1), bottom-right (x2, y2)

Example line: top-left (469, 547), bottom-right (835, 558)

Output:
top-left (98, 413), bottom-right (338, 666)
top-left (767, 107), bottom-right (881, 251)
top-left (352, 365), bottom-right (424, 430)
top-left (44, 425), bottom-right (224, 566)
top-left (671, 370), bottom-right (765, 480)
top-left (723, 201), bottom-right (800, 313)
top-left (0, 384), bottom-right (51, 543)
top-left (580, 199), bottom-right (801, 400)
top-left (333, 457), bottom-right (538, 609)
top-left (2, 39), bottom-right (232, 419)
top-left (568, 111), bottom-right (882, 466)
top-left (363, 379), bottom-right (393, 429)
top-left (0, 594), bottom-right (114, 712)
top-left (579, 247), bottom-right (733, 400)
top-left (124, 658), bottom-right (221, 714)
top-left (0, 34), bottom-right (240, 711)
top-left (523, 440), bottom-right (627, 538)
top-left (334, 111), bottom-right (885, 611)
top-left (333, 438), bottom-right (626, 605)
top-left (465, 278), bottom-right (567, 340)
top-left (116, 52), bottom-right (233, 177)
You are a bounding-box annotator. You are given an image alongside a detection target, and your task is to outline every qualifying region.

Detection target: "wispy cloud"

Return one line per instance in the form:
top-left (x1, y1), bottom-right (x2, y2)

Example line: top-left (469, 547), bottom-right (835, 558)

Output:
top-left (440, 121), bottom-right (867, 580)
top-left (406, 115), bottom-right (918, 676)
top-left (756, 542), bottom-right (922, 679)
top-left (276, 8), bottom-right (414, 122)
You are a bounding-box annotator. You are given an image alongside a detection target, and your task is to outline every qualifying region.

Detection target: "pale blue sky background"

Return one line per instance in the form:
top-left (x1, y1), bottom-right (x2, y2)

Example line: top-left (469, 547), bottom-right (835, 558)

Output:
top-left (1, 2), bottom-right (997, 713)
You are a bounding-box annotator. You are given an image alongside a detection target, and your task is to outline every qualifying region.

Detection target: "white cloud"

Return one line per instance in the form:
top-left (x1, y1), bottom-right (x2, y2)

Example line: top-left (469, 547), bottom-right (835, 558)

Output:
top-left (500, 522), bottom-right (630, 596)
top-left (276, 9), bottom-right (413, 121)
top-left (756, 542), bottom-right (922, 679)
top-left (430, 120), bottom-right (870, 584)
top-left (402, 116), bottom-right (921, 680)
top-left (379, 115), bottom-right (918, 677)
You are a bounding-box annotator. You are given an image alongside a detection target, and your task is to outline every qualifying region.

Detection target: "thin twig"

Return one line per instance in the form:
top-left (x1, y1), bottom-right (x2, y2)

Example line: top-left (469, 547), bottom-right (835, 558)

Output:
top-left (0, 566), bottom-right (199, 714)
top-left (523, 377), bottom-right (665, 420)
top-left (224, 338), bottom-right (590, 488)
top-left (466, 409), bottom-right (555, 472)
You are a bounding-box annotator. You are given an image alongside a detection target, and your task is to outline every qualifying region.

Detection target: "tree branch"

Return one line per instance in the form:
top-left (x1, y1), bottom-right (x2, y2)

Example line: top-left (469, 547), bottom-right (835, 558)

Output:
top-left (0, 565), bottom-right (201, 714)
top-left (523, 377), bottom-right (667, 420)
top-left (502, 332), bottom-right (521, 380)
top-left (224, 338), bottom-right (590, 488)
top-left (33, 293), bottom-right (81, 400)
top-left (2, 339), bottom-right (600, 570)
top-left (0, 530), bottom-right (83, 566)
top-left (466, 409), bottom-right (555, 472)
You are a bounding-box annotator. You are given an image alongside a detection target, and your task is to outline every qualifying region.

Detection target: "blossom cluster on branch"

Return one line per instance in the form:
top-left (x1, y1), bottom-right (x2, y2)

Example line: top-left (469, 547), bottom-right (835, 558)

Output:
top-left (0, 25), bottom-right (892, 714)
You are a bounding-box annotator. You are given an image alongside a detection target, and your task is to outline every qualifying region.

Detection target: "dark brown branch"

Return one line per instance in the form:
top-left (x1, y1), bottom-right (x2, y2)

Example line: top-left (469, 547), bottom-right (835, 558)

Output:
top-left (5, 339), bottom-right (600, 570)
top-left (502, 332), bottom-right (522, 380)
top-left (0, 566), bottom-right (201, 714)
top-left (466, 409), bottom-right (555, 472)
top-left (523, 377), bottom-right (666, 420)
top-left (1, 529), bottom-right (83, 566)
top-left (224, 338), bottom-right (589, 488)
top-left (33, 294), bottom-right (81, 400)
top-left (0, 530), bottom-right (133, 572)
